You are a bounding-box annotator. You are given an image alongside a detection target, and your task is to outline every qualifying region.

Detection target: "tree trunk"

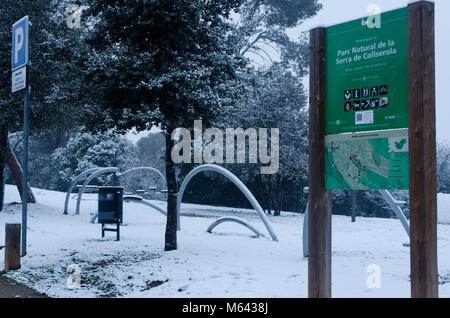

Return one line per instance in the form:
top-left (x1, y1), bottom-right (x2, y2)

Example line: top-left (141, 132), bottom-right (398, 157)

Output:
top-left (277, 174), bottom-right (285, 216)
top-left (0, 124), bottom-right (8, 211)
top-left (255, 173), bottom-right (268, 213)
top-left (5, 140), bottom-right (36, 204)
top-left (164, 134), bottom-right (178, 251)
top-left (267, 175), bottom-right (272, 215)
top-left (54, 127), bottom-right (66, 149)
top-left (280, 179), bottom-right (285, 212)
top-left (274, 172), bottom-right (282, 216)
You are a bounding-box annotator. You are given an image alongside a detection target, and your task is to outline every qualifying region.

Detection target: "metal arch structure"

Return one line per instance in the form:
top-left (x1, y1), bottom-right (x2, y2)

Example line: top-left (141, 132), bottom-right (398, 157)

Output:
top-left (67, 166), bottom-right (166, 216)
top-left (90, 195), bottom-right (168, 224)
top-left (177, 164), bottom-right (279, 242)
top-left (302, 201), bottom-right (309, 258)
top-left (117, 167), bottom-right (166, 188)
top-left (75, 167), bottom-right (119, 215)
top-left (378, 190), bottom-right (410, 237)
top-left (302, 189), bottom-right (411, 258)
top-left (123, 196), bottom-right (167, 216)
top-left (63, 167), bottom-right (102, 215)
top-left (207, 217), bottom-right (266, 239)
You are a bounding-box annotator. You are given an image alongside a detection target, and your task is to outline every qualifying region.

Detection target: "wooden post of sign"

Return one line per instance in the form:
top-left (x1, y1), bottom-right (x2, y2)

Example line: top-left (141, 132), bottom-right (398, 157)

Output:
top-left (408, 1), bottom-right (438, 298)
top-left (4, 223), bottom-right (21, 272)
top-left (308, 27), bottom-right (333, 298)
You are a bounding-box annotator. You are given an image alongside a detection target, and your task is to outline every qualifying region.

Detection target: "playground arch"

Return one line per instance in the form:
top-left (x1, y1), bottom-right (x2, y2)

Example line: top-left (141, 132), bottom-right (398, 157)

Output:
top-left (65, 167), bottom-right (166, 215)
top-left (118, 167), bottom-right (165, 186)
top-left (177, 164), bottom-right (279, 242)
top-left (207, 217), bottom-right (266, 238)
top-left (75, 167), bottom-right (119, 215)
top-left (63, 167), bottom-right (101, 214)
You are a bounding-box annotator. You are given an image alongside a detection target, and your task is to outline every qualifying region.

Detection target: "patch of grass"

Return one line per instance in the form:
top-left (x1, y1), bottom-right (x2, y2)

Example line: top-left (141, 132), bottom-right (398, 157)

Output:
top-left (6, 202), bottom-right (22, 206)
top-left (141, 279), bottom-right (168, 291)
top-left (439, 273), bottom-right (450, 285)
top-left (32, 290), bottom-right (48, 298)
top-left (91, 258), bottom-right (116, 268)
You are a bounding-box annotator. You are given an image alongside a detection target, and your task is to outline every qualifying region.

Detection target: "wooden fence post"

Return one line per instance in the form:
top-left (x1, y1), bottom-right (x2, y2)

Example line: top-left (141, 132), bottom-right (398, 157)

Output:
top-left (308, 26), bottom-right (333, 298)
top-left (408, 1), bottom-right (438, 298)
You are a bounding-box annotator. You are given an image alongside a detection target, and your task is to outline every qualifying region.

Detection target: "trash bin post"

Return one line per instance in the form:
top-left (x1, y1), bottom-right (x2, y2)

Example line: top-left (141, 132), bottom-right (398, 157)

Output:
top-left (98, 186), bottom-right (124, 241)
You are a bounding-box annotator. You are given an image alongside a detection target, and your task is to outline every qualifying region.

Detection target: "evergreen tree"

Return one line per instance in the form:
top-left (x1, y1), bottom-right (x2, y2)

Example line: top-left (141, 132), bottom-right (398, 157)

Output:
top-left (222, 64), bottom-right (309, 215)
top-left (51, 132), bottom-right (139, 190)
top-left (437, 142), bottom-right (450, 194)
top-left (82, 0), bottom-right (246, 250)
top-left (0, 0), bottom-right (86, 209)
top-left (236, 0), bottom-right (321, 72)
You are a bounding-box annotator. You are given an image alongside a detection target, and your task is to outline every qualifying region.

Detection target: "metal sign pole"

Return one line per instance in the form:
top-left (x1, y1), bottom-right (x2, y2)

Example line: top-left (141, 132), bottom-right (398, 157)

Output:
top-left (113, 151), bottom-right (117, 186)
top-left (21, 85), bottom-right (29, 257)
top-left (12, 16), bottom-right (31, 257)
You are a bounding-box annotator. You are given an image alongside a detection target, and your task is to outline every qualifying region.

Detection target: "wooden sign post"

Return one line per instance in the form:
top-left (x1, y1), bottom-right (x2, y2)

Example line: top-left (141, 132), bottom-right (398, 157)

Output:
top-left (308, 26), bottom-right (332, 298)
top-left (407, 1), bottom-right (438, 298)
top-left (308, 1), bottom-right (438, 298)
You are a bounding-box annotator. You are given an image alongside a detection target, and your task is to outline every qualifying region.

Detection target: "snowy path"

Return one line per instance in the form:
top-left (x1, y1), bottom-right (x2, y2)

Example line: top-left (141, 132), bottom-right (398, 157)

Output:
top-left (1, 185), bottom-right (450, 298)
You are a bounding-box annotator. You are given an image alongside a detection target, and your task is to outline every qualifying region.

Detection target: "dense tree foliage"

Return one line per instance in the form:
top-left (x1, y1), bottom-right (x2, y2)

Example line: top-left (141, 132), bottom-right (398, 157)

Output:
top-left (236, 0), bottom-right (321, 73)
top-left (82, 0), bottom-right (247, 250)
top-left (52, 132), bottom-right (139, 189)
top-left (437, 142), bottom-right (450, 194)
top-left (0, 0), bottom-right (85, 134)
top-left (0, 0), bottom-right (86, 209)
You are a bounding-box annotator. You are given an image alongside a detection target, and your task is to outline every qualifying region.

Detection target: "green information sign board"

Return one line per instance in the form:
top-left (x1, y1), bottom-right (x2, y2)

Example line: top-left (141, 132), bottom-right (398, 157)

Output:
top-left (324, 7), bottom-right (409, 190)
top-left (325, 8), bottom-right (408, 134)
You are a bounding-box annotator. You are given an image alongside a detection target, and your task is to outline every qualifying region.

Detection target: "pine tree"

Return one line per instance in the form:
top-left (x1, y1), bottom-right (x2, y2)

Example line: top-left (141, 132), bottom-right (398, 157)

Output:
top-left (223, 64), bottom-right (309, 215)
top-left (236, 0), bottom-right (321, 72)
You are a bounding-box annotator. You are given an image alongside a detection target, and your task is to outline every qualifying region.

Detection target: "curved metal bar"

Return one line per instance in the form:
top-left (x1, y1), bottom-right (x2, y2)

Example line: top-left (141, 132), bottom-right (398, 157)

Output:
top-left (378, 190), bottom-right (410, 237)
top-left (117, 167), bottom-right (166, 187)
top-left (123, 196), bottom-right (167, 216)
top-left (90, 213), bottom-right (98, 224)
top-left (90, 196), bottom-right (167, 224)
top-left (207, 217), bottom-right (266, 239)
top-left (302, 189), bottom-right (411, 258)
top-left (177, 164), bottom-right (279, 242)
top-left (75, 167), bottom-right (119, 215)
top-left (63, 167), bottom-right (101, 214)
top-left (302, 202), bottom-right (309, 258)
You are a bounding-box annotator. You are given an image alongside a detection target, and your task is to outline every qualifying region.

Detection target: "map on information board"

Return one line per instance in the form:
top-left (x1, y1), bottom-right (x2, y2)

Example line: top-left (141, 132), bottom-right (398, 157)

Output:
top-left (324, 129), bottom-right (409, 190)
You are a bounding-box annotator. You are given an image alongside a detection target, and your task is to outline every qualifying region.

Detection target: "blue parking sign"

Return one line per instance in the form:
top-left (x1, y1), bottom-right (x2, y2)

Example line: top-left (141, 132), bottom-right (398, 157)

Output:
top-left (12, 16), bottom-right (29, 71)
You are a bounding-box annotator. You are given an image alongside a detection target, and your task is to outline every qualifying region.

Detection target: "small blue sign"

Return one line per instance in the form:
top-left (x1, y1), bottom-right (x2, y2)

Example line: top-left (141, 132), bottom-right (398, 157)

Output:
top-left (12, 16), bottom-right (29, 71)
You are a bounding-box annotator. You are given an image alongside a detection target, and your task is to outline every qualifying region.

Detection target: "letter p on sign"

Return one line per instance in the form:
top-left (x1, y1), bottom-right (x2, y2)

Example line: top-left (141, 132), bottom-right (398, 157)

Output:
top-left (12, 16), bottom-right (29, 71)
top-left (14, 27), bottom-right (23, 64)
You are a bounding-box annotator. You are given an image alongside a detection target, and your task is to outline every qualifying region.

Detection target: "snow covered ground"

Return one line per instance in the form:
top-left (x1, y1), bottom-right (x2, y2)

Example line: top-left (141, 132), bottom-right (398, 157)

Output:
top-left (1, 184), bottom-right (450, 298)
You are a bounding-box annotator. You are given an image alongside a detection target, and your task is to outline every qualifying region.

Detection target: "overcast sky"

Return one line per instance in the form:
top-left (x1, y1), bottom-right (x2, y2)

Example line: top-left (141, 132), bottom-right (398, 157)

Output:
top-left (295, 0), bottom-right (449, 143)
top-left (128, 0), bottom-right (449, 144)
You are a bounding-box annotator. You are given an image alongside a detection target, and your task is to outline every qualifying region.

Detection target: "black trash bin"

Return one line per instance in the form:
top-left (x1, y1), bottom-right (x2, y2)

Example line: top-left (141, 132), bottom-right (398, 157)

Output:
top-left (98, 186), bottom-right (124, 240)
